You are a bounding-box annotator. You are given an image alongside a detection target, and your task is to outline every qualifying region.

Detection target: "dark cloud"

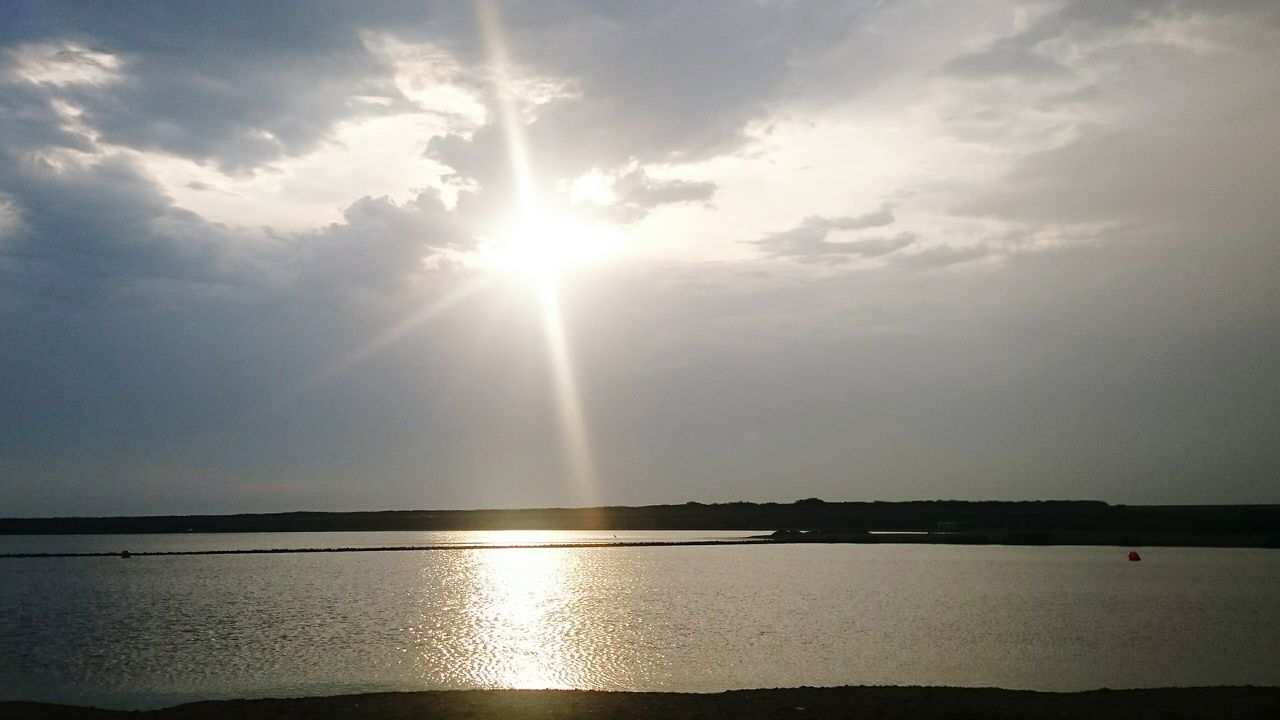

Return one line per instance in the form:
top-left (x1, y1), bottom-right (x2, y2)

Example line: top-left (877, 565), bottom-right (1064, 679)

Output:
top-left (0, 150), bottom-right (469, 318)
top-left (4, 0), bottom-right (873, 197)
top-left (942, 0), bottom-right (1279, 83)
top-left (293, 190), bottom-right (471, 296)
top-left (748, 205), bottom-right (907, 263)
top-left (426, 1), bottom-right (870, 231)
top-left (0, 81), bottom-right (95, 158)
top-left (891, 244), bottom-right (988, 269)
top-left (950, 3), bottom-right (1280, 240)
top-left (945, 43), bottom-right (1067, 80)
top-left (0, 154), bottom-right (242, 301)
top-left (613, 168), bottom-right (715, 209)
top-left (0, 2), bottom-right (464, 170)
top-left (498, 1), bottom-right (868, 165)
top-left (604, 168), bottom-right (717, 223)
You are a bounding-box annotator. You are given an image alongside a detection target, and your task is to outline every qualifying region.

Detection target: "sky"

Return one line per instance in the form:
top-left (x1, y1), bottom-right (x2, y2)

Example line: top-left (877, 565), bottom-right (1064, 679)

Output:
top-left (2, 1), bottom-right (1278, 516)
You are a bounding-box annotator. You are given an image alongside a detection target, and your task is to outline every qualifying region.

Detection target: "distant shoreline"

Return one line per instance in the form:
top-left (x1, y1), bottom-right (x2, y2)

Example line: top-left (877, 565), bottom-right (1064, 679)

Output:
top-left (4, 686), bottom-right (1279, 720)
top-left (2, 500), bottom-right (1277, 548)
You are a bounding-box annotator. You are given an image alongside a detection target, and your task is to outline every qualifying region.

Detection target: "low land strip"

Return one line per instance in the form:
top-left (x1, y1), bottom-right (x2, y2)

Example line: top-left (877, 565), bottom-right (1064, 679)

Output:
top-left (3, 500), bottom-right (1277, 548)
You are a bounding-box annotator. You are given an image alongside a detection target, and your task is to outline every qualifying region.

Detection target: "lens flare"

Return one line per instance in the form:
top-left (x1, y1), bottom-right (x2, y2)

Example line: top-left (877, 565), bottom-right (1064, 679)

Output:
top-left (477, 0), bottom-right (601, 506)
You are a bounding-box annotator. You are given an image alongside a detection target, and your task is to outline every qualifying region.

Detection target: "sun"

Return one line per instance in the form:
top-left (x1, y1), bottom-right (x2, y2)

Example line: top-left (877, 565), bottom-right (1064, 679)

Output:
top-left (485, 209), bottom-right (622, 283)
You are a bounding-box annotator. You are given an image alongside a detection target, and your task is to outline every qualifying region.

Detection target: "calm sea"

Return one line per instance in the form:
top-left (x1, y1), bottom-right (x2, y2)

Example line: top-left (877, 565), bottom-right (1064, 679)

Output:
top-left (1, 531), bottom-right (1277, 709)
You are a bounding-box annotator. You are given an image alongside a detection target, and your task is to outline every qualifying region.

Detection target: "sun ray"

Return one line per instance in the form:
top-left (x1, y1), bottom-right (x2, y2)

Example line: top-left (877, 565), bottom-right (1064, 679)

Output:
top-left (475, 0), bottom-right (537, 215)
top-left (239, 276), bottom-right (488, 421)
top-left (533, 278), bottom-right (599, 505)
top-left (297, 277), bottom-right (489, 393)
top-left (477, 0), bottom-right (601, 506)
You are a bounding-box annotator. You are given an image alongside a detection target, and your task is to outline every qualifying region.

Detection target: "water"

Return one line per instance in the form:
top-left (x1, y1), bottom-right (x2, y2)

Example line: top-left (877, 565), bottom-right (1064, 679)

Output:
top-left (1, 533), bottom-right (1277, 709)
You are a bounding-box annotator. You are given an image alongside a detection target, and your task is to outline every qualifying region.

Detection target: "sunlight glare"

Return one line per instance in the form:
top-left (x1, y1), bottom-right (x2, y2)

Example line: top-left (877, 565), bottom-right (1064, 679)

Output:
top-left (477, 0), bottom-right (603, 508)
top-left (467, 548), bottom-right (579, 689)
top-left (487, 209), bottom-right (622, 283)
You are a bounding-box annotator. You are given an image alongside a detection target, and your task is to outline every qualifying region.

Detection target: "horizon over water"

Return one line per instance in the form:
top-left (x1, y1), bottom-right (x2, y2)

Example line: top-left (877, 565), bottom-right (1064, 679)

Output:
top-left (1, 531), bottom-right (1278, 709)
top-left (0, 530), bottom-right (756, 556)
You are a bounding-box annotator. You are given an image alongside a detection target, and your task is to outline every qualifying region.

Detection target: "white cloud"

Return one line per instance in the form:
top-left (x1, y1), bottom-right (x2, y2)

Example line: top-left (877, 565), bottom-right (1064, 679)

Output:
top-left (5, 41), bottom-right (121, 86)
top-left (140, 112), bottom-right (461, 231)
top-left (359, 32), bottom-right (488, 127)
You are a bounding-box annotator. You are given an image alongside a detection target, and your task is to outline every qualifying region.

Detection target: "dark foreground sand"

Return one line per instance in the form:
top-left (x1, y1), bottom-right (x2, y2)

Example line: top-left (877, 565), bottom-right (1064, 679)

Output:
top-left (6, 686), bottom-right (1280, 720)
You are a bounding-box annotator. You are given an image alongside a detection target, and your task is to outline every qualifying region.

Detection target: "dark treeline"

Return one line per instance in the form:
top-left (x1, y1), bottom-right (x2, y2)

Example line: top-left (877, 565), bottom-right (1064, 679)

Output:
top-left (2, 500), bottom-right (1278, 538)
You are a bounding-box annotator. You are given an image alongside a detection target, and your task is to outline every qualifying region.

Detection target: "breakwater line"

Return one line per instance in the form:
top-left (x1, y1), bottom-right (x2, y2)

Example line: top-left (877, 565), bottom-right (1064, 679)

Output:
top-left (0, 538), bottom-right (771, 559)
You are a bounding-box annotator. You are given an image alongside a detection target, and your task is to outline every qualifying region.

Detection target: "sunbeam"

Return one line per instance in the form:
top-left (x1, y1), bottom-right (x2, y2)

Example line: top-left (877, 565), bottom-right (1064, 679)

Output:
top-left (477, 0), bottom-right (601, 505)
top-left (476, 0), bottom-right (536, 215)
top-left (295, 277), bottom-right (490, 395)
top-left (534, 278), bottom-right (599, 504)
top-left (239, 276), bottom-right (489, 422)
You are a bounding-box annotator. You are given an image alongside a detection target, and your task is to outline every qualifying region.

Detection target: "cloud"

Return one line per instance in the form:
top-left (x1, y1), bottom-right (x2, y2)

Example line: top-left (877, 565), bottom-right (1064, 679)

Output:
top-left (948, 3), bottom-right (1280, 240)
top-left (422, 1), bottom-right (873, 236)
top-left (494, 2), bottom-right (869, 165)
top-left (0, 4), bottom-right (430, 171)
top-left (825, 205), bottom-right (895, 232)
top-left (944, 42), bottom-right (1067, 80)
top-left (292, 190), bottom-right (472, 297)
top-left (0, 144), bottom-right (470, 309)
top-left (747, 205), bottom-right (907, 263)
top-left (612, 168), bottom-right (716, 209)
top-left (588, 166), bottom-right (717, 223)
top-left (891, 244), bottom-right (989, 269)
top-left (0, 153), bottom-right (244, 301)
top-left (941, 2), bottom-right (1186, 81)
top-left (5, 41), bottom-right (122, 87)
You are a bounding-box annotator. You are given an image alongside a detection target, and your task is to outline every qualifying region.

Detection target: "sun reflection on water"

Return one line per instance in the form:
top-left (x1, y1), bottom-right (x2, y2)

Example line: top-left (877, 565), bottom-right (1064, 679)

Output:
top-left (464, 547), bottom-right (582, 689)
top-left (407, 539), bottom-right (657, 690)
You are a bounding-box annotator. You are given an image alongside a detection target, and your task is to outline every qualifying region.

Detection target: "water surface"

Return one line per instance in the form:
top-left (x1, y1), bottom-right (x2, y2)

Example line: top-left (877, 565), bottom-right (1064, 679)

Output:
top-left (0, 534), bottom-right (1276, 709)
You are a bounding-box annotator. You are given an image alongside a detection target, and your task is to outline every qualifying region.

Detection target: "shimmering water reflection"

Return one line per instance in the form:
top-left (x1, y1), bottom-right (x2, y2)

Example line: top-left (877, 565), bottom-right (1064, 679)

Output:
top-left (2, 540), bottom-right (1278, 709)
top-left (415, 546), bottom-right (657, 690)
top-left (460, 548), bottom-right (581, 688)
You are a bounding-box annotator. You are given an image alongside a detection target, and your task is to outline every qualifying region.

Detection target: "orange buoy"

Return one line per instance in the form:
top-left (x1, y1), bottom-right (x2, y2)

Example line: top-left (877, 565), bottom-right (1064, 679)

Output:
top-left (1127, 550), bottom-right (1141, 561)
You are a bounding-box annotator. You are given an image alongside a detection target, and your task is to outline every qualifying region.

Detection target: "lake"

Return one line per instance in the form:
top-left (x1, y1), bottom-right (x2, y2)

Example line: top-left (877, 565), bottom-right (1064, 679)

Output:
top-left (1, 532), bottom-right (1277, 709)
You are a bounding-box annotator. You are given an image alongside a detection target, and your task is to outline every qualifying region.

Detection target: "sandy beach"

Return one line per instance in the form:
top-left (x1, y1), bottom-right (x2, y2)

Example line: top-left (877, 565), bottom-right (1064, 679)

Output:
top-left (6, 686), bottom-right (1280, 720)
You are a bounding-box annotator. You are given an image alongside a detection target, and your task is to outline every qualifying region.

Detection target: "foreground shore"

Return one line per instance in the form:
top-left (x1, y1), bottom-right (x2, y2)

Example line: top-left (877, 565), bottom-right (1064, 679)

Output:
top-left (6, 686), bottom-right (1280, 719)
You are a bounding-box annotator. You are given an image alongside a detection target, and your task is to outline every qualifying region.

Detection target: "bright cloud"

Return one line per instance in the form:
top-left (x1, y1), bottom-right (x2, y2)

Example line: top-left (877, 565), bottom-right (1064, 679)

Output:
top-left (5, 41), bottom-right (122, 86)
